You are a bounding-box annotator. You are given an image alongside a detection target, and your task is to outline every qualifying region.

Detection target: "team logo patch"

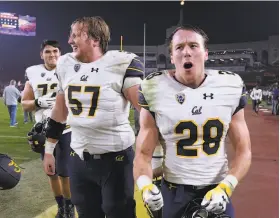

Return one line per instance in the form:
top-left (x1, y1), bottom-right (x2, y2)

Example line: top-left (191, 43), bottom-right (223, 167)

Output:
top-left (41, 72), bottom-right (45, 77)
top-left (74, 64), bottom-right (81, 72)
top-left (175, 93), bottom-right (185, 104)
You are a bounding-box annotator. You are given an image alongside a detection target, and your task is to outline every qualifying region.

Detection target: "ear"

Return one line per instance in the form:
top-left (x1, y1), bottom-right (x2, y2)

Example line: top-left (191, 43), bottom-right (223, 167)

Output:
top-left (92, 38), bottom-right (100, 48)
top-left (170, 53), bottom-right (174, 64)
top-left (40, 51), bottom-right (43, 60)
top-left (204, 49), bottom-right (209, 61)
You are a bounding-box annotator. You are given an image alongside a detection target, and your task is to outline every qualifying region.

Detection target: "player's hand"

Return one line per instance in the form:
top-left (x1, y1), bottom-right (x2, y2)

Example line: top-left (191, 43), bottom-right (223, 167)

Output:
top-left (142, 184), bottom-right (163, 211)
top-left (201, 175), bottom-right (238, 214)
top-left (43, 153), bottom-right (56, 176)
top-left (35, 96), bottom-right (55, 108)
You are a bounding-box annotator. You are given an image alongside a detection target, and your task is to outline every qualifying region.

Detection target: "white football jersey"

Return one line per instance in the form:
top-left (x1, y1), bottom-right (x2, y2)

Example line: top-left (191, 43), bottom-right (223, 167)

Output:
top-left (25, 64), bottom-right (58, 123)
top-left (139, 69), bottom-right (246, 186)
top-left (56, 50), bottom-right (144, 159)
top-left (25, 64), bottom-right (71, 134)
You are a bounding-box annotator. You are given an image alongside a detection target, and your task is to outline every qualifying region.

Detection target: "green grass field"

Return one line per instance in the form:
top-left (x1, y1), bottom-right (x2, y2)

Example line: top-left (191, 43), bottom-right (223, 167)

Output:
top-left (0, 100), bottom-right (39, 164)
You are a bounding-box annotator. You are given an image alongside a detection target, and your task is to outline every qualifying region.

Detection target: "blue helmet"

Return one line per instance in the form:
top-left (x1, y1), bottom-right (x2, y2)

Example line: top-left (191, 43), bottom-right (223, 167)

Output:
top-left (0, 154), bottom-right (21, 190)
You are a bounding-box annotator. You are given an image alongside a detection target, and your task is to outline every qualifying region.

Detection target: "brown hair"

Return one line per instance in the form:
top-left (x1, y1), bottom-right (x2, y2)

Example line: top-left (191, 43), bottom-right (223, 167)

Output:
top-left (167, 24), bottom-right (209, 54)
top-left (72, 16), bottom-right (111, 53)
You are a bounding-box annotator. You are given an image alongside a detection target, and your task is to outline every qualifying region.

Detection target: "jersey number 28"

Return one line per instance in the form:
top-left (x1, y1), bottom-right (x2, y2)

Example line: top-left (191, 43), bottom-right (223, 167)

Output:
top-left (175, 119), bottom-right (224, 157)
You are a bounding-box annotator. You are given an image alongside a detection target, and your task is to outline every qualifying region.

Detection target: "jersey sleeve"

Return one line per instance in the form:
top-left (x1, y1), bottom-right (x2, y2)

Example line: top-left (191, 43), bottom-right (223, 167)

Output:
top-left (122, 56), bottom-right (144, 91)
top-left (25, 67), bottom-right (34, 88)
top-left (233, 83), bottom-right (247, 115)
top-left (55, 57), bottom-right (65, 94)
top-left (138, 85), bottom-right (149, 110)
top-left (138, 85), bottom-right (155, 118)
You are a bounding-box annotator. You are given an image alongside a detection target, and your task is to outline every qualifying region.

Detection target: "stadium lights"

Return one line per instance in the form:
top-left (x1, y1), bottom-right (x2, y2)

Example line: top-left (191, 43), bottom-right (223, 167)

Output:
top-left (180, 0), bottom-right (185, 6)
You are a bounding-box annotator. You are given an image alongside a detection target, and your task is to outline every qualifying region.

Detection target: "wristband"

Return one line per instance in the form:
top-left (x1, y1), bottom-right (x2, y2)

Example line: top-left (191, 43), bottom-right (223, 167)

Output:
top-left (44, 140), bottom-right (57, 154)
top-left (136, 175), bottom-right (153, 191)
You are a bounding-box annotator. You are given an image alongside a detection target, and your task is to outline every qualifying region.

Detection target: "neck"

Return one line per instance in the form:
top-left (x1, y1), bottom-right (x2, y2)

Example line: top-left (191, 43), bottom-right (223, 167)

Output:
top-left (77, 50), bottom-right (103, 63)
top-left (44, 64), bottom-right (55, 71)
top-left (174, 72), bottom-right (206, 89)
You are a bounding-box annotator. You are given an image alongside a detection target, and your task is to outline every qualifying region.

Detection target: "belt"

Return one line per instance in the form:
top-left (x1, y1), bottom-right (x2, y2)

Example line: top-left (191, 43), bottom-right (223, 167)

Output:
top-left (164, 179), bottom-right (217, 190)
top-left (83, 146), bottom-right (131, 161)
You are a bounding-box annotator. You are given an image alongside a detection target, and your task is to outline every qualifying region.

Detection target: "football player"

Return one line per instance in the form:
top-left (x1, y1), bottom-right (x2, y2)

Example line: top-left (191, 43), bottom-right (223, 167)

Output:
top-left (134, 25), bottom-right (252, 218)
top-left (21, 40), bottom-right (74, 218)
top-left (43, 16), bottom-right (143, 218)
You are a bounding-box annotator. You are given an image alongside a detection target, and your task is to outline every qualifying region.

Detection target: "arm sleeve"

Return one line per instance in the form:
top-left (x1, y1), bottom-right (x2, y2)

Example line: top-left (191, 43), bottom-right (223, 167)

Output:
top-left (233, 84), bottom-right (247, 115)
top-left (138, 85), bottom-right (155, 119)
top-left (55, 62), bottom-right (64, 94)
top-left (122, 57), bottom-right (144, 92)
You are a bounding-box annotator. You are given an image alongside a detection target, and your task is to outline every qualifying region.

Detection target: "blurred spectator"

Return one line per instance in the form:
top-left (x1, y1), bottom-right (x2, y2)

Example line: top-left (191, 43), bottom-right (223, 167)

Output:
top-left (262, 89), bottom-right (268, 101)
top-left (17, 81), bottom-right (34, 123)
top-left (272, 83), bottom-right (279, 115)
top-left (23, 110), bottom-right (34, 124)
top-left (250, 84), bottom-right (262, 114)
top-left (3, 80), bottom-right (21, 127)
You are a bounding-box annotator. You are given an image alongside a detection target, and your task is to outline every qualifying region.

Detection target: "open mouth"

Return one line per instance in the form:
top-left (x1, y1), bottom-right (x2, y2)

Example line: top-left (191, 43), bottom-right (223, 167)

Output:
top-left (183, 62), bottom-right (193, 69)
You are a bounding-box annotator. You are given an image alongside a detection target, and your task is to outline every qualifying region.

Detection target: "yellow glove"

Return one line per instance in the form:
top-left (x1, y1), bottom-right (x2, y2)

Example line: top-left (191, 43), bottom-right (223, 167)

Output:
top-left (137, 175), bottom-right (164, 211)
top-left (201, 175), bottom-right (238, 214)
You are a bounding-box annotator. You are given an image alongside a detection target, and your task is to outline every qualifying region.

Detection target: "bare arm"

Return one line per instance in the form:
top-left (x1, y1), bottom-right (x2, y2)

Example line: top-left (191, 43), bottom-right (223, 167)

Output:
top-left (123, 84), bottom-right (141, 112)
top-left (21, 81), bottom-right (36, 111)
top-left (228, 108), bottom-right (252, 182)
top-left (133, 108), bottom-right (159, 181)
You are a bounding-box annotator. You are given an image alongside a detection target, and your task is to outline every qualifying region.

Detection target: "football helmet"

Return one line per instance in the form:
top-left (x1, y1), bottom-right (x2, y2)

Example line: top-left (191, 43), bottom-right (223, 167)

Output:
top-left (0, 153), bottom-right (21, 190)
top-left (181, 198), bottom-right (231, 218)
top-left (27, 119), bottom-right (48, 153)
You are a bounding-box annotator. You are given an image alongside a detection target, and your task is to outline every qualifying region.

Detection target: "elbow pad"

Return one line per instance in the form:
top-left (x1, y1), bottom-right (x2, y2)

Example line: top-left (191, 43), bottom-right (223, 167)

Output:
top-left (45, 118), bottom-right (66, 140)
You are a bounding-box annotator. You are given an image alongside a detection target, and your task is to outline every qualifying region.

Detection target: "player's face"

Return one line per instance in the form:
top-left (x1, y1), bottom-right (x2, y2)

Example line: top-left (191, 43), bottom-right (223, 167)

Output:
top-left (68, 23), bottom-right (95, 61)
top-left (40, 45), bottom-right (61, 69)
top-left (170, 29), bottom-right (208, 84)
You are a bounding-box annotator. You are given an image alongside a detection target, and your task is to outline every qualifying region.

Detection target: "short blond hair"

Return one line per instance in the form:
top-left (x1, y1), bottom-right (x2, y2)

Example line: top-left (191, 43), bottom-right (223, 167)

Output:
top-left (72, 16), bottom-right (111, 53)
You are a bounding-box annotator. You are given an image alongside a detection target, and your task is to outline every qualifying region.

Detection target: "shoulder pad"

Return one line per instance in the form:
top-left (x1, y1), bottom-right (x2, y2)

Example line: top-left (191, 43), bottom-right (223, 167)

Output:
top-left (25, 64), bottom-right (42, 80)
top-left (145, 71), bottom-right (165, 81)
top-left (141, 71), bottom-right (165, 97)
top-left (107, 50), bottom-right (137, 64)
top-left (57, 53), bottom-right (73, 65)
top-left (210, 69), bottom-right (244, 88)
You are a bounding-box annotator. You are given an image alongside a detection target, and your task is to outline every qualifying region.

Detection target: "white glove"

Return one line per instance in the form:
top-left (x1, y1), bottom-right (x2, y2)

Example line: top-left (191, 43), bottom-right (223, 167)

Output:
top-left (137, 175), bottom-right (163, 211)
top-left (142, 184), bottom-right (163, 211)
top-left (35, 93), bottom-right (56, 108)
top-left (201, 175), bottom-right (238, 214)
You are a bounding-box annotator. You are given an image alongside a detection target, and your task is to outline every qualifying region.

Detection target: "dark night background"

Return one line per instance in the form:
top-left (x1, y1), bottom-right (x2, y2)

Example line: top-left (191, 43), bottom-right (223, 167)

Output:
top-left (0, 1), bottom-right (278, 81)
